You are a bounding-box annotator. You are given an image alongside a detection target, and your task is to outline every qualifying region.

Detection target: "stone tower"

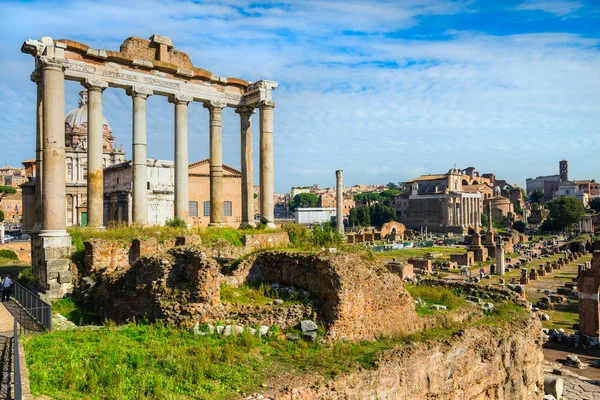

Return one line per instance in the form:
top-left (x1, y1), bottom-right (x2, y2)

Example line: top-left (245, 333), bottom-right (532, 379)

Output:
top-left (559, 160), bottom-right (568, 182)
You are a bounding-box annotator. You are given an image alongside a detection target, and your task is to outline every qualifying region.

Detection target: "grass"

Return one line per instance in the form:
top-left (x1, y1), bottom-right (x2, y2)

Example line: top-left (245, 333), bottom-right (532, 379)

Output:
top-left (52, 298), bottom-right (98, 326)
top-left (23, 322), bottom-right (444, 400)
top-left (220, 283), bottom-right (314, 306)
top-left (376, 246), bottom-right (466, 261)
top-left (405, 284), bottom-right (465, 315)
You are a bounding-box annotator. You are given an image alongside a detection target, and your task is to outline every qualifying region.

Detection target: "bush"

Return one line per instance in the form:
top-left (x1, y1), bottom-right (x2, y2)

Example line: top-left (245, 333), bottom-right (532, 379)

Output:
top-left (512, 221), bottom-right (527, 233)
top-left (282, 223), bottom-right (343, 249)
top-left (0, 249), bottom-right (18, 260)
top-left (165, 217), bottom-right (188, 228)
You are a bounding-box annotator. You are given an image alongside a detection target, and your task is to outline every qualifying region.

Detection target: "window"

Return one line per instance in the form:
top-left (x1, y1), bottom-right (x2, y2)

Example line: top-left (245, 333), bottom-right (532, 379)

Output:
top-left (66, 161), bottom-right (72, 181)
top-left (189, 201), bottom-right (198, 217)
top-left (203, 201), bottom-right (210, 217)
top-left (224, 201), bottom-right (233, 217)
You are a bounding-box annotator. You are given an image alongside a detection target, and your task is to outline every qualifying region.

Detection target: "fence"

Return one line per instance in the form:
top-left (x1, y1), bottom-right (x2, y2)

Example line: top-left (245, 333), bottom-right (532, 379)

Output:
top-left (13, 313), bottom-right (21, 400)
top-left (11, 281), bottom-right (52, 331)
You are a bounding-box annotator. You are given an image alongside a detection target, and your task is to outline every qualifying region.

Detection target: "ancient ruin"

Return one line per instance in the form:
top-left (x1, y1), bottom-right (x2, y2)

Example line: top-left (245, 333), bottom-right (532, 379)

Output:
top-left (578, 251), bottom-right (600, 338)
top-left (21, 34), bottom-right (277, 299)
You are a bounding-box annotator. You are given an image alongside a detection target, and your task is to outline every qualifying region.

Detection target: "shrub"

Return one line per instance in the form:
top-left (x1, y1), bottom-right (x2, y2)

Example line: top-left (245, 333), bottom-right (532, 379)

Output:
top-left (0, 249), bottom-right (18, 260)
top-left (165, 217), bottom-right (188, 228)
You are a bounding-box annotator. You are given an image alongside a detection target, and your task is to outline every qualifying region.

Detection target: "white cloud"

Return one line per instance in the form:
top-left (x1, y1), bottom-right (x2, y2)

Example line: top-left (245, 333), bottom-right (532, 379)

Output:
top-left (0, 0), bottom-right (598, 192)
top-left (515, 0), bottom-right (583, 16)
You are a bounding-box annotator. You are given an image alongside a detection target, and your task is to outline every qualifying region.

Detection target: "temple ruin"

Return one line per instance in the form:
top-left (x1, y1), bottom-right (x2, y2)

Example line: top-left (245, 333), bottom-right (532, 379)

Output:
top-left (21, 34), bottom-right (277, 299)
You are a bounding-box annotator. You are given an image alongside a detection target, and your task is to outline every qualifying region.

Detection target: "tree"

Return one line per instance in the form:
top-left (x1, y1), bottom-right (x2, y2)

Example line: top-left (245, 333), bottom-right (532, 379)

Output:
top-left (0, 210), bottom-right (3, 223)
top-left (370, 203), bottom-right (396, 227)
top-left (513, 220), bottom-right (527, 233)
top-left (529, 189), bottom-right (544, 205)
top-left (354, 192), bottom-right (381, 205)
top-left (544, 197), bottom-right (586, 231)
top-left (289, 193), bottom-right (319, 211)
top-left (387, 182), bottom-right (399, 191)
top-left (0, 186), bottom-right (16, 203)
top-left (349, 205), bottom-right (371, 227)
top-left (513, 201), bottom-right (522, 215)
top-left (481, 213), bottom-right (488, 228)
top-left (589, 198), bottom-right (600, 213)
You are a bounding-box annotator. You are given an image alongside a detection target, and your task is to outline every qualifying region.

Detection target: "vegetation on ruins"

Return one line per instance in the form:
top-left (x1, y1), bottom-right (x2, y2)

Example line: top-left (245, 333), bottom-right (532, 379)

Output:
top-left (589, 198), bottom-right (600, 213)
top-left (541, 197), bottom-right (586, 232)
top-left (405, 284), bottom-right (464, 315)
top-left (165, 217), bottom-right (188, 228)
top-left (528, 189), bottom-right (544, 205)
top-left (513, 220), bottom-right (527, 233)
top-left (288, 193), bottom-right (319, 210)
top-left (282, 223), bottom-right (343, 249)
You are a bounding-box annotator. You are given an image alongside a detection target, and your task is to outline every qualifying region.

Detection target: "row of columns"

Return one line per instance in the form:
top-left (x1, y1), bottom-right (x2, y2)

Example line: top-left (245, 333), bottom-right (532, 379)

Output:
top-left (33, 59), bottom-right (275, 234)
top-left (443, 196), bottom-right (481, 228)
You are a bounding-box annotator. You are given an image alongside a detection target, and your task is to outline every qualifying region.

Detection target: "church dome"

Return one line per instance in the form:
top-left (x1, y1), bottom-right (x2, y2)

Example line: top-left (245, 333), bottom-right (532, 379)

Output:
top-left (65, 90), bottom-right (114, 150)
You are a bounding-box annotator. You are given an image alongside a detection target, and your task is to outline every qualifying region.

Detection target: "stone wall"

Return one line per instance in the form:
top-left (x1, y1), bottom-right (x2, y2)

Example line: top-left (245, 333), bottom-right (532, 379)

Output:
top-left (407, 258), bottom-right (432, 273)
top-left (267, 316), bottom-right (543, 399)
top-left (229, 252), bottom-right (420, 342)
top-left (577, 251), bottom-right (600, 338)
top-left (384, 261), bottom-right (414, 280)
top-left (450, 252), bottom-right (474, 266)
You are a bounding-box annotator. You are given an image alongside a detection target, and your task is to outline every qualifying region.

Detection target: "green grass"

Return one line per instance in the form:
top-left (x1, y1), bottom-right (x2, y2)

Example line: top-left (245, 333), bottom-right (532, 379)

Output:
top-left (405, 284), bottom-right (465, 315)
top-left (23, 322), bottom-right (443, 400)
top-left (376, 247), bottom-right (466, 260)
top-left (0, 249), bottom-right (18, 260)
top-left (220, 283), bottom-right (313, 306)
top-left (52, 298), bottom-right (98, 326)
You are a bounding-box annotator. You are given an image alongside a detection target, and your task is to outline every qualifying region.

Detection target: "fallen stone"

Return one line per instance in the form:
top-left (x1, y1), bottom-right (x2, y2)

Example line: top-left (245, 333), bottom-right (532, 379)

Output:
top-left (543, 374), bottom-right (563, 400)
top-left (233, 325), bottom-right (244, 335)
top-left (430, 304), bottom-right (447, 311)
top-left (287, 333), bottom-right (300, 341)
top-left (223, 325), bottom-right (233, 337)
top-left (216, 325), bottom-right (225, 335)
top-left (273, 299), bottom-right (284, 305)
top-left (467, 296), bottom-right (481, 303)
top-left (303, 331), bottom-right (318, 342)
top-left (541, 313), bottom-right (550, 321)
top-left (565, 353), bottom-right (585, 369)
top-left (258, 325), bottom-right (269, 336)
top-left (246, 327), bottom-right (257, 336)
top-left (300, 320), bottom-right (318, 332)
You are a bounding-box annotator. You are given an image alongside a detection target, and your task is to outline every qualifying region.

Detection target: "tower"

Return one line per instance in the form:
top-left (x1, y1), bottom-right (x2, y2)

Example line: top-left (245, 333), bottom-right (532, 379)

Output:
top-left (559, 160), bottom-right (568, 182)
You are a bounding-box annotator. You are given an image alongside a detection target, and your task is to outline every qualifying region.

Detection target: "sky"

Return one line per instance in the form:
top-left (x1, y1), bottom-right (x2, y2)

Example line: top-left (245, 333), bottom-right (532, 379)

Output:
top-left (0, 0), bottom-right (599, 193)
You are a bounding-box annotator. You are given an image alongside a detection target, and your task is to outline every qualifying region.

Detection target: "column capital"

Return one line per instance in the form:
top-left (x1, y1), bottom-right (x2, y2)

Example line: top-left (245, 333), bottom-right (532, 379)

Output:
top-left (30, 70), bottom-right (42, 83)
top-left (235, 105), bottom-right (255, 115)
top-left (39, 56), bottom-right (64, 72)
top-left (168, 93), bottom-right (193, 105)
top-left (259, 100), bottom-right (275, 109)
top-left (203, 100), bottom-right (227, 110)
top-left (126, 86), bottom-right (153, 99)
top-left (83, 78), bottom-right (108, 91)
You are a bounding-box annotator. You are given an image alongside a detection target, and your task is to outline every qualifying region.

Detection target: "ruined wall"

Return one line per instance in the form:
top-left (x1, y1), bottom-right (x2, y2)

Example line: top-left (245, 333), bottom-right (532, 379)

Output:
top-left (450, 252), bottom-right (474, 266)
top-left (243, 232), bottom-right (290, 251)
top-left (84, 248), bottom-right (221, 325)
top-left (578, 251), bottom-right (600, 337)
top-left (230, 252), bottom-right (420, 342)
top-left (269, 316), bottom-right (543, 400)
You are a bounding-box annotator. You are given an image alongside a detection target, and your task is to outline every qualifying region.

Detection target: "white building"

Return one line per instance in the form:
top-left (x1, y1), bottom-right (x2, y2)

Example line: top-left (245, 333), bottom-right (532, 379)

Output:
top-left (552, 181), bottom-right (588, 206)
top-left (104, 159), bottom-right (174, 226)
top-left (294, 208), bottom-right (336, 225)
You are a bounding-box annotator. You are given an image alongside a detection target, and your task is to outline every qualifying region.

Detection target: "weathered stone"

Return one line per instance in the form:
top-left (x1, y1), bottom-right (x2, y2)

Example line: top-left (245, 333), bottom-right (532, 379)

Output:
top-left (303, 331), bottom-right (318, 342)
top-left (300, 320), bottom-right (318, 332)
top-left (544, 375), bottom-right (563, 400)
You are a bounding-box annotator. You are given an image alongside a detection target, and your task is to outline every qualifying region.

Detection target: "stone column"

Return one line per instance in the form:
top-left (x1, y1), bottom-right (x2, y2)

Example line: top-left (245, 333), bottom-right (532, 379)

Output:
top-left (84, 79), bottom-right (108, 229)
top-left (474, 197), bottom-right (480, 233)
top-left (453, 198), bottom-right (458, 226)
top-left (41, 61), bottom-right (67, 234)
top-left (204, 101), bottom-right (227, 226)
top-left (336, 170), bottom-right (344, 234)
top-left (259, 100), bottom-right (275, 228)
top-left (169, 94), bottom-right (193, 222)
top-left (236, 106), bottom-right (255, 227)
top-left (31, 71), bottom-right (43, 231)
top-left (496, 241), bottom-right (505, 275)
top-left (127, 87), bottom-right (152, 226)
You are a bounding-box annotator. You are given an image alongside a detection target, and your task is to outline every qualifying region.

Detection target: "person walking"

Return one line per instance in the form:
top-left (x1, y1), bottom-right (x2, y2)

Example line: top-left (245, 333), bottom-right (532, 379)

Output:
top-left (1, 275), bottom-right (13, 302)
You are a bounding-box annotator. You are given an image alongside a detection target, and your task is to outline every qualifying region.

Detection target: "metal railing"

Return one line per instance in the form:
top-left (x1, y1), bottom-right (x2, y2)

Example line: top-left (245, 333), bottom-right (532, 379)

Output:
top-left (11, 281), bottom-right (52, 331)
top-left (13, 313), bottom-right (21, 400)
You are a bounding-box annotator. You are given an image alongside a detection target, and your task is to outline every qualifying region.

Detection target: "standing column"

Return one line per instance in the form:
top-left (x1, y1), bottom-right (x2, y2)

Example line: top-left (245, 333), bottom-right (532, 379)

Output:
top-left (336, 170), bottom-right (344, 234)
top-left (474, 197), bottom-right (480, 233)
top-left (259, 100), bottom-right (275, 228)
top-left (84, 79), bottom-right (108, 229)
top-left (40, 61), bottom-right (67, 234)
top-left (204, 101), bottom-right (227, 226)
top-left (169, 94), bottom-right (192, 222)
top-left (31, 71), bottom-right (43, 231)
top-left (453, 198), bottom-right (458, 226)
top-left (236, 106), bottom-right (255, 227)
top-left (126, 87), bottom-right (152, 226)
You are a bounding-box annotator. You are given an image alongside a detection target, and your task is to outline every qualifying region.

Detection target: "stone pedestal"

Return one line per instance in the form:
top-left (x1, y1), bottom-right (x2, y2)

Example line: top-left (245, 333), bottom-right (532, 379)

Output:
top-left (538, 266), bottom-right (546, 277)
top-left (552, 262), bottom-right (559, 270)
top-left (31, 232), bottom-right (74, 301)
top-left (472, 234), bottom-right (482, 246)
top-left (495, 241), bottom-right (505, 275)
top-left (529, 268), bottom-right (538, 281)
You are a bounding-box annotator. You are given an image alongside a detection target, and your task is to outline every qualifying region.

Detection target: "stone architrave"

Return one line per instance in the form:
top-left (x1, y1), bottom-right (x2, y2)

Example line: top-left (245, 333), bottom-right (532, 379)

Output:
top-left (83, 78), bottom-right (108, 228)
top-left (169, 94), bottom-right (193, 222)
top-left (236, 106), bottom-right (255, 227)
top-left (126, 86), bottom-right (152, 225)
top-left (259, 100), bottom-right (275, 228)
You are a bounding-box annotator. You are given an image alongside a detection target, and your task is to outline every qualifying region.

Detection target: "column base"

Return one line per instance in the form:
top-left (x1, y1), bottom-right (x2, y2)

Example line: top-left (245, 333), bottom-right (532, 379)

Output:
top-left (208, 222), bottom-right (226, 228)
top-left (264, 223), bottom-right (276, 229)
top-left (31, 230), bottom-right (74, 301)
top-left (241, 221), bottom-right (256, 228)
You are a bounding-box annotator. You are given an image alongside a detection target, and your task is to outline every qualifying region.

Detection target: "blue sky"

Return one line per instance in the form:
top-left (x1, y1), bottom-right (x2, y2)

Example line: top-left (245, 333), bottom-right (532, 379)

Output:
top-left (0, 0), bottom-right (599, 193)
